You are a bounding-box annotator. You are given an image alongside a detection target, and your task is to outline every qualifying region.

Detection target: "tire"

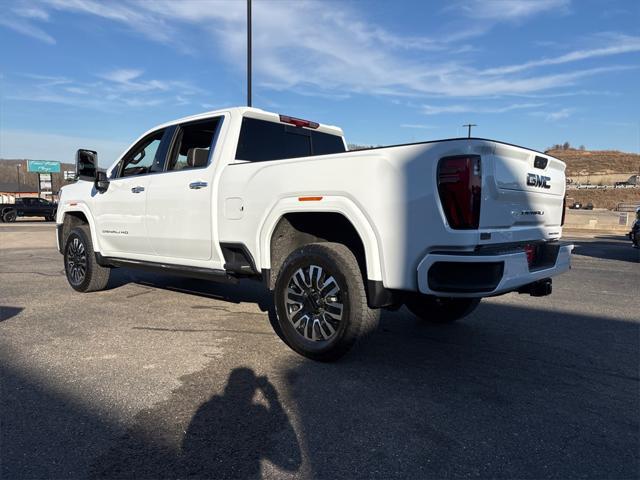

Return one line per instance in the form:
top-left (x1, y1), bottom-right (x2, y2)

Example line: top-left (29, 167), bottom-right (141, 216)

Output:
top-left (274, 242), bottom-right (379, 362)
top-left (3, 210), bottom-right (17, 222)
top-left (405, 294), bottom-right (480, 324)
top-left (64, 225), bottom-right (111, 292)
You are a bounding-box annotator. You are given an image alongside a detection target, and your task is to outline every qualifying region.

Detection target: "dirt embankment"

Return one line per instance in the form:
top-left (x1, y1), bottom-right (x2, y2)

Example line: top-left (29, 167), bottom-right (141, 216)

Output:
top-left (547, 148), bottom-right (640, 176)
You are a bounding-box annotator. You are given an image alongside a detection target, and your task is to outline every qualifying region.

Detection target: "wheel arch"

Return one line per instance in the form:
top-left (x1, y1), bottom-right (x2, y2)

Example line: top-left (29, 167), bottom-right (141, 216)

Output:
top-left (60, 206), bottom-right (100, 252)
top-left (258, 197), bottom-right (383, 290)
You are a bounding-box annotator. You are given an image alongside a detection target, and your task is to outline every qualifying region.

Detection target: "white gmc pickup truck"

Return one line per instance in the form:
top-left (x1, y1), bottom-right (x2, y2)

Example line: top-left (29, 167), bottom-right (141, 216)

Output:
top-left (57, 107), bottom-right (572, 360)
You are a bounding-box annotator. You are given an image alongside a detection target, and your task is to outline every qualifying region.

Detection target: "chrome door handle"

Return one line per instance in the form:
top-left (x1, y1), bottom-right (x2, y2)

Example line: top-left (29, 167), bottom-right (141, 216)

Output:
top-left (131, 186), bottom-right (145, 193)
top-left (189, 181), bottom-right (208, 190)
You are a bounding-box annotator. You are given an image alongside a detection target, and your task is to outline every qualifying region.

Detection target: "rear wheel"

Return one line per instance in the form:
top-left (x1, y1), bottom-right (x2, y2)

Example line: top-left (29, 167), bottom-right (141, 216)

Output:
top-left (405, 294), bottom-right (480, 324)
top-left (3, 210), bottom-right (17, 222)
top-left (274, 242), bottom-right (379, 362)
top-left (64, 225), bottom-right (111, 292)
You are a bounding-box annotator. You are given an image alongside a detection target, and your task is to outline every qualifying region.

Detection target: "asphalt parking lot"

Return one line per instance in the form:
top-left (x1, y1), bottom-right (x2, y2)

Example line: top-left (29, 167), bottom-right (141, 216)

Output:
top-left (1, 222), bottom-right (638, 479)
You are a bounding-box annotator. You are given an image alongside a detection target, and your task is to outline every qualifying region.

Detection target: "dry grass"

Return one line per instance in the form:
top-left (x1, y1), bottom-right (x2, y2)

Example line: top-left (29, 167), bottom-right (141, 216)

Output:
top-left (547, 148), bottom-right (640, 176)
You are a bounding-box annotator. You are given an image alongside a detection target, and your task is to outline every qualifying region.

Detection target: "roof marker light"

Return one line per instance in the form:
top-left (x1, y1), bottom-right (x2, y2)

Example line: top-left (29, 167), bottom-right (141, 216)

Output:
top-left (298, 196), bottom-right (323, 202)
top-left (279, 114), bottom-right (319, 129)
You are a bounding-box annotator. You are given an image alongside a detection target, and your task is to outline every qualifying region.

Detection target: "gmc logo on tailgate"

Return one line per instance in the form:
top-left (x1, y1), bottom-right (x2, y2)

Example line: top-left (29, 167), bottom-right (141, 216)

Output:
top-left (526, 173), bottom-right (551, 189)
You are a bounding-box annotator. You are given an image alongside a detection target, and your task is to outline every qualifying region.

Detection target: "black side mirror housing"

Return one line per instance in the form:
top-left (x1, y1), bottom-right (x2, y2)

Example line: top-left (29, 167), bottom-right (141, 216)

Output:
top-left (95, 171), bottom-right (110, 193)
top-left (76, 149), bottom-right (98, 181)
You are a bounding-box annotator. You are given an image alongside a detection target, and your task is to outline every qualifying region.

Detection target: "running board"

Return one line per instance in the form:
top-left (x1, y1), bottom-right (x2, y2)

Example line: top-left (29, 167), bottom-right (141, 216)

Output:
top-left (95, 253), bottom-right (238, 284)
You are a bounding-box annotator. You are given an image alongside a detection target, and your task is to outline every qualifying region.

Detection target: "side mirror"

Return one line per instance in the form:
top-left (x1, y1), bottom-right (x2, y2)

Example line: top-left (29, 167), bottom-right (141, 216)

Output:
top-left (76, 149), bottom-right (98, 181)
top-left (95, 171), bottom-right (110, 193)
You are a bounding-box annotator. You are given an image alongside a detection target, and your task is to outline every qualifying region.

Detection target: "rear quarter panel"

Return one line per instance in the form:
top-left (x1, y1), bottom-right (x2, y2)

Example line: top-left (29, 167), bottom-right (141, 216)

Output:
top-left (218, 139), bottom-right (505, 291)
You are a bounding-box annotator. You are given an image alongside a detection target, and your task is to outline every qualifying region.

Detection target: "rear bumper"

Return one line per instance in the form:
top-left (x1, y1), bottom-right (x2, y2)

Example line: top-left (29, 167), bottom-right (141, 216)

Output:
top-left (416, 243), bottom-right (573, 297)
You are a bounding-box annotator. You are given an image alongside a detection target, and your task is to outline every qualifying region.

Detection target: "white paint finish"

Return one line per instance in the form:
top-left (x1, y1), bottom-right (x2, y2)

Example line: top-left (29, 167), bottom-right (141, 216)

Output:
top-left (224, 197), bottom-right (244, 220)
top-left (481, 146), bottom-right (566, 230)
top-left (145, 168), bottom-right (215, 261)
top-left (91, 176), bottom-right (153, 255)
top-left (57, 106), bottom-right (570, 296)
top-left (255, 195), bottom-right (384, 281)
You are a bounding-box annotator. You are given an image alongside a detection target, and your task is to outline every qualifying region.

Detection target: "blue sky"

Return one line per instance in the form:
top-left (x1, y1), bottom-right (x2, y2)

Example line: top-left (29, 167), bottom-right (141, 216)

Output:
top-left (1, 0), bottom-right (639, 166)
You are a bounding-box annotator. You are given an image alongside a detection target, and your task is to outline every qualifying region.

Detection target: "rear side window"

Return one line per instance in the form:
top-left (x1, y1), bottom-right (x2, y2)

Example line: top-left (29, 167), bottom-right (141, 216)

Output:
top-left (235, 117), bottom-right (345, 162)
top-left (167, 117), bottom-right (221, 171)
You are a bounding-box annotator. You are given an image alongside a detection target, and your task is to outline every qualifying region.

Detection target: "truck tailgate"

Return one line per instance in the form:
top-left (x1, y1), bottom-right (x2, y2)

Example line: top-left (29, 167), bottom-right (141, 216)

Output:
top-left (481, 143), bottom-right (565, 230)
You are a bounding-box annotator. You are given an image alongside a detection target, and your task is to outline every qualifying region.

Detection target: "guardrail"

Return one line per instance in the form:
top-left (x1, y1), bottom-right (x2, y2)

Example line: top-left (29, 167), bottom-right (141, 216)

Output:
top-left (616, 202), bottom-right (640, 212)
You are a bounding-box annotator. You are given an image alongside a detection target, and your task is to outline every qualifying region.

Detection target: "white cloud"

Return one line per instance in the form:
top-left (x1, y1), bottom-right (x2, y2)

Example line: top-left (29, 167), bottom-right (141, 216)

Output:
top-left (3, 0), bottom-right (636, 104)
top-left (451, 0), bottom-right (570, 22)
top-left (14, 7), bottom-right (50, 20)
top-left (100, 68), bottom-right (143, 84)
top-left (8, 69), bottom-right (206, 112)
top-left (530, 108), bottom-right (575, 121)
top-left (547, 108), bottom-right (573, 121)
top-left (0, 16), bottom-right (56, 44)
top-left (423, 102), bottom-right (544, 115)
top-left (482, 36), bottom-right (640, 75)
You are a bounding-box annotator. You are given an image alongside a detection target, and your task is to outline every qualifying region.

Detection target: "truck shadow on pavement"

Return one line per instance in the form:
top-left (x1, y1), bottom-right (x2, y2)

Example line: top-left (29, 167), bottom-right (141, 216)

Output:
top-left (570, 237), bottom-right (639, 263)
top-left (0, 306), bottom-right (23, 322)
top-left (106, 268), bottom-right (274, 312)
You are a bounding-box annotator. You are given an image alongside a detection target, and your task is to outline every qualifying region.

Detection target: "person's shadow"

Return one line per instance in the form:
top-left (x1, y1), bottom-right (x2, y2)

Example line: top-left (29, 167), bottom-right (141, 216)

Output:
top-left (179, 368), bottom-right (301, 479)
top-left (89, 368), bottom-right (300, 479)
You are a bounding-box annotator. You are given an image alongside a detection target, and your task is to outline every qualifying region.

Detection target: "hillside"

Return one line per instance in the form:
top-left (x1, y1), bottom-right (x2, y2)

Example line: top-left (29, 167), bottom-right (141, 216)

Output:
top-left (0, 159), bottom-right (75, 194)
top-left (546, 148), bottom-right (640, 177)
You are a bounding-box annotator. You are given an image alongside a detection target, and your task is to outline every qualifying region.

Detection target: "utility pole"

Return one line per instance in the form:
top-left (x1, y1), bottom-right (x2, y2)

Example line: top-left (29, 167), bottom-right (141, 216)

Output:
top-left (247, 0), bottom-right (252, 107)
top-left (16, 164), bottom-right (21, 189)
top-left (462, 123), bottom-right (477, 138)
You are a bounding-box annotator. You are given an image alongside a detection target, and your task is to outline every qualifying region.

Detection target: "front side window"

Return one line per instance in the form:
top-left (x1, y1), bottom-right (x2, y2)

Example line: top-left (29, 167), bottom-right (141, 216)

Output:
top-left (167, 118), bottom-right (221, 171)
top-left (119, 129), bottom-right (165, 178)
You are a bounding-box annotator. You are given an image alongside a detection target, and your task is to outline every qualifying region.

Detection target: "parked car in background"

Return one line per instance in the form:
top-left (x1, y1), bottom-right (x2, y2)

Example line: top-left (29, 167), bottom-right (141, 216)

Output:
top-left (0, 197), bottom-right (58, 222)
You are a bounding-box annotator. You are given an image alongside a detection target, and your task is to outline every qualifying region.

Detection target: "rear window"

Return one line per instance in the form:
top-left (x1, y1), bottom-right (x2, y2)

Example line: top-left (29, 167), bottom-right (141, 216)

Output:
top-left (235, 117), bottom-right (345, 162)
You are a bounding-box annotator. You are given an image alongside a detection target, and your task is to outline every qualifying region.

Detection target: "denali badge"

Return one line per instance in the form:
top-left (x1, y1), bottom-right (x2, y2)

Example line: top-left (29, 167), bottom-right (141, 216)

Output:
top-left (526, 173), bottom-right (551, 189)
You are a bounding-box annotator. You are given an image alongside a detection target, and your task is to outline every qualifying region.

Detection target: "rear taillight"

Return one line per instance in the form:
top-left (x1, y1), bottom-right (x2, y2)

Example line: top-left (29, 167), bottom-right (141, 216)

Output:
top-left (437, 155), bottom-right (482, 229)
top-left (561, 195), bottom-right (567, 226)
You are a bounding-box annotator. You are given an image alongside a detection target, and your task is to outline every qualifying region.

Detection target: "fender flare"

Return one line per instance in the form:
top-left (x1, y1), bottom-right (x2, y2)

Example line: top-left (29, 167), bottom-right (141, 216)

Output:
top-left (257, 195), bottom-right (383, 281)
top-left (59, 203), bottom-right (102, 252)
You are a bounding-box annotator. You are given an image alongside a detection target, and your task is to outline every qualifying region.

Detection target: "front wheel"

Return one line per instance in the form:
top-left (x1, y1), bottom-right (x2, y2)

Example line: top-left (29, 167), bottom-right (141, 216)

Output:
top-left (274, 242), bottom-right (379, 362)
top-left (3, 210), bottom-right (17, 222)
top-left (405, 294), bottom-right (480, 324)
top-left (64, 225), bottom-right (111, 292)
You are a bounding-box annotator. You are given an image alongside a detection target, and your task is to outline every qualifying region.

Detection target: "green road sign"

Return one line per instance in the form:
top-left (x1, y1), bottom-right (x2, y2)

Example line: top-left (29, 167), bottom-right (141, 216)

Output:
top-left (27, 160), bottom-right (61, 173)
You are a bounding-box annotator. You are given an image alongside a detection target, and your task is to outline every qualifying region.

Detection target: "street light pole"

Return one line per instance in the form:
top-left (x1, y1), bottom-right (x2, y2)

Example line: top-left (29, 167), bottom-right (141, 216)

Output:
top-left (247, 0), bottom-right (252, 107)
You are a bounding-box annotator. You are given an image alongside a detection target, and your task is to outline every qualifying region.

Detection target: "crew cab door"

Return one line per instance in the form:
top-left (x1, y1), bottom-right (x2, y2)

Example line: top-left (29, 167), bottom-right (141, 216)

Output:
top-left (32, 198), bottom-right (53, 217)
top-left (145, 115), bottom-right (225, 263)
top-left (93, 128), bottom-right (170, 255)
